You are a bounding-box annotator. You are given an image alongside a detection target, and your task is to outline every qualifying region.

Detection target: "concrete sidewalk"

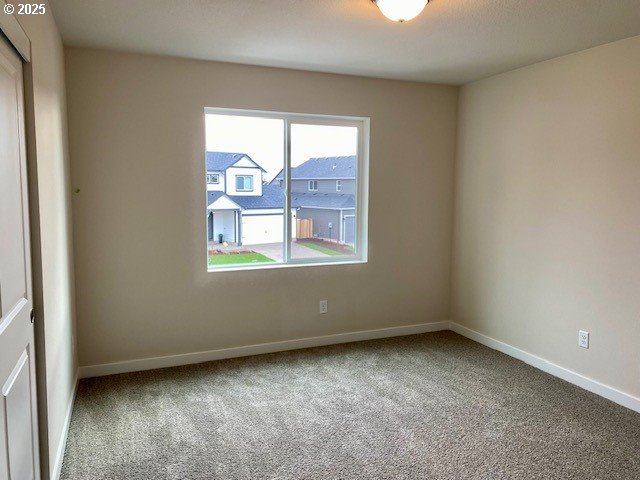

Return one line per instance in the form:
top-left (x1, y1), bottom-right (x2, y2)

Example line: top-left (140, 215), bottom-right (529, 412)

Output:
top-left (251, 242), bottom-right (329, 262)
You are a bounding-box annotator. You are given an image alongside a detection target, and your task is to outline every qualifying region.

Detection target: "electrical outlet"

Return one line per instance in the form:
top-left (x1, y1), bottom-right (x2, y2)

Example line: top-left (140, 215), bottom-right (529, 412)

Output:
top-left (319, 300), bottom-right (328, 314)
top-left (578, 330), bottom-right (589, 349)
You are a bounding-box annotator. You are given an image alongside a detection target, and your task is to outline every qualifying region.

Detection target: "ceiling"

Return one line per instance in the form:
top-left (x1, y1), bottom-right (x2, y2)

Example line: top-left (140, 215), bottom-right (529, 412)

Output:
top-left (50, 0), bottom-right (640, 85)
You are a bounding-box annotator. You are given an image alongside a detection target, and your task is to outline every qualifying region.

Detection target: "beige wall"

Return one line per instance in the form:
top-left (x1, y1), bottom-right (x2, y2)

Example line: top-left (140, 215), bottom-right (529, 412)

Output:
top-left (452, 35), bottom-right (640, 398)
top-left (9, 1), bottom-right (78, 478)
top-left (64, 48), bottom-right (458, 367)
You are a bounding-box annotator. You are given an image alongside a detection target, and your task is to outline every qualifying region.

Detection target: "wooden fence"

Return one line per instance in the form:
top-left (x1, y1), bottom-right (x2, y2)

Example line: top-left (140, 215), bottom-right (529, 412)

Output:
top-left (296, 218), bottom-right (313, 239)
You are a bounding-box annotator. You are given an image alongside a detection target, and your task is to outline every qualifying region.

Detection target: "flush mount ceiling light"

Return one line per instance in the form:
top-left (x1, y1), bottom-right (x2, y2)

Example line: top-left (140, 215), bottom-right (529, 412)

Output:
top-left (372, 0), bottom-right (429, 23)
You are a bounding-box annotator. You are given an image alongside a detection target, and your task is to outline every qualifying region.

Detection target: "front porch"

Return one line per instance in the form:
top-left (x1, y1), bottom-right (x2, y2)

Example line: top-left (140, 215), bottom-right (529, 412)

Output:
top-left (207, 209), bottom-right (241, 246)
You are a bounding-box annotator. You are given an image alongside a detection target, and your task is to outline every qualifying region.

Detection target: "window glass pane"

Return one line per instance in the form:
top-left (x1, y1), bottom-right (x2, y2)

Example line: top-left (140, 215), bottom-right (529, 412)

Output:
top-left (235, 176), bottom-right (254, 191)
top-left (206, 114), bottom-right (284, 268)
top-left (289, 124), bottom-right (358, 260)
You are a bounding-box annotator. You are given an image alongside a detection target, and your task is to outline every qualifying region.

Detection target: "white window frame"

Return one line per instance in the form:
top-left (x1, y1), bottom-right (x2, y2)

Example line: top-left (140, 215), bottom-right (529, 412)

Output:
top-left (336, 180), bottom-right (342, 192)
top-left (206, 173), bottom-right (220, 184)
top-left (236, 175), bottom-right (254, 192)
top-left (308, 180), bottom-right (318, 191)
top-left (205, 107), bottom-right (369, 272)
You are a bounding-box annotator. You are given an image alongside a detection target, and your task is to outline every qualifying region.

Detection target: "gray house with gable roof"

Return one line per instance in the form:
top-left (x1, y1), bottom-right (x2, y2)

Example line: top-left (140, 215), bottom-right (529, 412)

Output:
top-left (206, 152), bottom-right (355, 246)
top-left (273, 156), bottom-right (356, 244)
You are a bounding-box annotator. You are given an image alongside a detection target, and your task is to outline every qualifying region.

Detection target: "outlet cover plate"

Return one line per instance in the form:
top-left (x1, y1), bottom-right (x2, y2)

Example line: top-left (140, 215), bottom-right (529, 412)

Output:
top-left (578, 330), bottom-right (589, 349)
top-left (319, 300), bottom-right (328, 314)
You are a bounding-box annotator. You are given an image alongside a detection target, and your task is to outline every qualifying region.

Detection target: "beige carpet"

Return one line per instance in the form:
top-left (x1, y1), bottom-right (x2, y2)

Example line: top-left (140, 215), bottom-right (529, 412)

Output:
top-left (60, 331), bottom-right (640, 479)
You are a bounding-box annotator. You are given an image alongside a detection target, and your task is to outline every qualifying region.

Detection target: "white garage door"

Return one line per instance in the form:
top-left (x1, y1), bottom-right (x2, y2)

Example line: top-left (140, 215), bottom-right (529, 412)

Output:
top-left (242, 214), bottom-right (283, 245)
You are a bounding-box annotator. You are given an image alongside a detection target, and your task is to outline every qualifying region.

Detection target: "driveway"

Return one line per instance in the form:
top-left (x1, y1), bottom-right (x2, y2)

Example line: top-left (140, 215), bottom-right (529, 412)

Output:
top-left (250, 242), bottom-right (329, 262)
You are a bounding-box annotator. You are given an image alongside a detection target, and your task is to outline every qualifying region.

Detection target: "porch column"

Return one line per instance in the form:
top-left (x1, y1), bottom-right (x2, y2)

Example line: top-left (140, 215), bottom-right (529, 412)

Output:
top-left (235, 210), bottom-right (242, 246)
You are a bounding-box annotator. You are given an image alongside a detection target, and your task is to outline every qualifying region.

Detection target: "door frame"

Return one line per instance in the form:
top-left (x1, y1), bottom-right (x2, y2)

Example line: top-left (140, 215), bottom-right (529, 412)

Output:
top-left (0, 24), bottom-right (41, 480)
top-left (0, 1), bottom-right (31, 62)
top-left (1, 9), bottom-right (53, 480)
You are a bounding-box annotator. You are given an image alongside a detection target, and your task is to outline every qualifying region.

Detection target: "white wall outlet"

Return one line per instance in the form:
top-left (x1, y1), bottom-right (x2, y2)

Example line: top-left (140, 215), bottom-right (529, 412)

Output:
top-left (578, 330), bottom-right (589, 349)
top-left (319, 300), bottom-right (328, 314)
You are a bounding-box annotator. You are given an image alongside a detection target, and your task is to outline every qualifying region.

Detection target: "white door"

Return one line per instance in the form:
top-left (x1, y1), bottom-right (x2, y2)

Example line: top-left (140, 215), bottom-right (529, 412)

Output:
top-left (241, 214), bottom-right (283, 245)
top-left (212, 211), bottom-right (236, 244)
top-left (0, 36), bottom-right (40, 480)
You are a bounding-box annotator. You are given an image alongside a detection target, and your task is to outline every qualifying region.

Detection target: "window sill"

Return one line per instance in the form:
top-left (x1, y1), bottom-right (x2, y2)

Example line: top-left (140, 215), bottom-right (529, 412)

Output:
top-left (207, 258), bottom-right (367, 273)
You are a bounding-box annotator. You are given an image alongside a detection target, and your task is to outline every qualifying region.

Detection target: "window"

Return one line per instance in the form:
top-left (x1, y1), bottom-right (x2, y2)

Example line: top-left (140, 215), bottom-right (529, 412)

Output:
top-left (206, 173), bottom-right (219, 184)
top-left (236, 175), bottom-right (253, 192)
top-left (205, 108), bottom-right (369, 271)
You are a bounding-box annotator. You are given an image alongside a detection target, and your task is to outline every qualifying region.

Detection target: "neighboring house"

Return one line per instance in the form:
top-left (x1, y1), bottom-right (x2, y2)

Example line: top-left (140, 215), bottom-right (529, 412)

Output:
top-left (206, 152), bottom-right (292, 246)
top-left (206, 152), bottom-right (356, 246)
top-left (273, 155), bottom-right (356, 244)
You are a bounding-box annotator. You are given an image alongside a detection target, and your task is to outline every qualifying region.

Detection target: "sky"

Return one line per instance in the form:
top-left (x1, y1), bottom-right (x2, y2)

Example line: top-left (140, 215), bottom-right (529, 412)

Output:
top-left (206, 114), bottom-right (357, 182)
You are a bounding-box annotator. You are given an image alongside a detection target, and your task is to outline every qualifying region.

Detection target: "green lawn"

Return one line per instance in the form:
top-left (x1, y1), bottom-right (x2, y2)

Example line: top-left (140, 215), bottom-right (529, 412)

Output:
top-left (298, 241), bottom-right (354, 256)
top-left (208, 252), bottom-right (275, 266)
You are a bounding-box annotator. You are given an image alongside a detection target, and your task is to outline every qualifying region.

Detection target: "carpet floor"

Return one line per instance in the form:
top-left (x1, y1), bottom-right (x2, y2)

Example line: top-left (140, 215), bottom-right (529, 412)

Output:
top-left (60, 331), bottom-right (640, 479)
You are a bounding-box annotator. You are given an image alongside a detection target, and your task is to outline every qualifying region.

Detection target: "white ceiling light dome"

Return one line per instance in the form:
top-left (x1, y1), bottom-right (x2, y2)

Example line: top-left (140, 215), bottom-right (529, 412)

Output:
top-left (373, 0), bottom-right (429, 23)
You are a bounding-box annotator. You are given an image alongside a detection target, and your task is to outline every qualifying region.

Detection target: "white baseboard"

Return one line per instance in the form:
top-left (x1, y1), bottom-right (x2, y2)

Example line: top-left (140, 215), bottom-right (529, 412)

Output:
top-left (79, 321), bottom-right (450, 379)
top-left (77, 321), bottom-right (639, 414)
top-left (51, 372), bottom-right (78, 480)
top-left (449, 322), bottom-right (640, 414)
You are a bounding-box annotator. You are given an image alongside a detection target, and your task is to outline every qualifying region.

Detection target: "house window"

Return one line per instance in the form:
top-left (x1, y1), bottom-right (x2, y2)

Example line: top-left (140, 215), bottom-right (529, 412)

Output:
top-left (236, 175), bottom-right (253, 192)
top-left (205, 107), bottom-right (369, 271)
top-left (206, 173), bottom-right (220, 184)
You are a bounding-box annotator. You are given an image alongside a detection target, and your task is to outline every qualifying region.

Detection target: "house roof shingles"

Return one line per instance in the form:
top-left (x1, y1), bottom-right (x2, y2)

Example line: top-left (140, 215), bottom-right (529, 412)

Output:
top-left (207, 184), bottom-right (284, 210)
top-left (275, 155), bottom-right (356, 180)
top-left (206, 152), bottom-right (265, 172)
top-left (292, 192), bottom-right (355, 209)
top-left (207, 187), bottom-right (354, 211)
top-left (206, 191), bottom-right (228, 207)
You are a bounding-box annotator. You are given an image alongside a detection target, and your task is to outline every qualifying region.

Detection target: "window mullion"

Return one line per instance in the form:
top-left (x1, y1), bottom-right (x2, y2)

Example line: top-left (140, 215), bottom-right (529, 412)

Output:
top-left (284, 119), bottom-right (292, 263)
